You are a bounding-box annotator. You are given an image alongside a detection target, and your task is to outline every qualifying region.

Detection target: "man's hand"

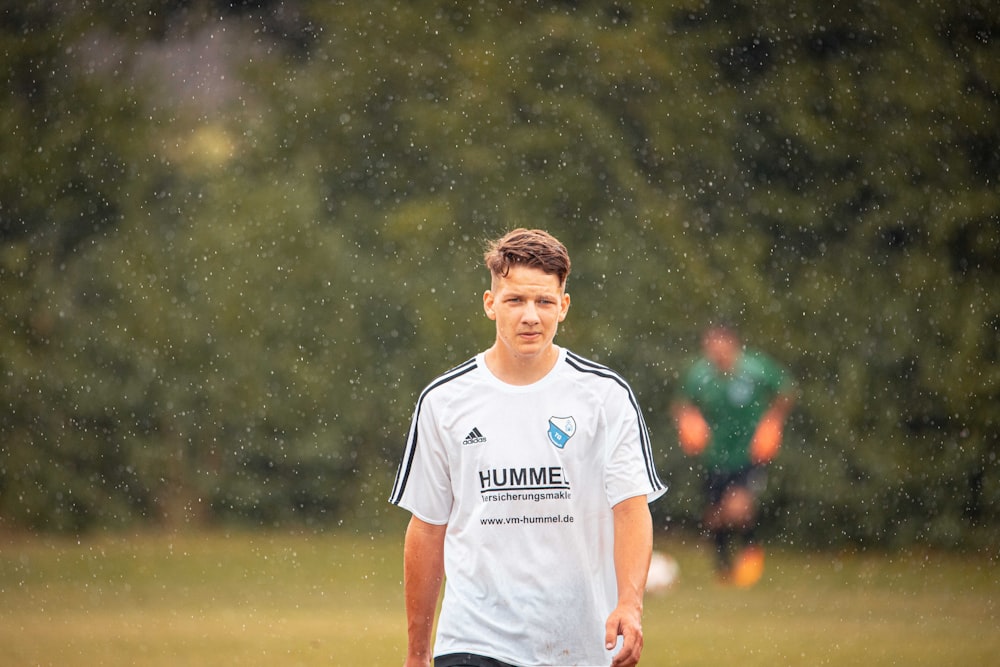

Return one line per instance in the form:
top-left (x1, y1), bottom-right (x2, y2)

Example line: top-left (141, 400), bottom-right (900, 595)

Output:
top-left (751, 393), bottom-right (795, 464)
top-left (750, 411), bottom-right (783, 464)
top-left (606, 603), bottom-right (644, 667)
top-left (673, 402), bottom-right (710, 456)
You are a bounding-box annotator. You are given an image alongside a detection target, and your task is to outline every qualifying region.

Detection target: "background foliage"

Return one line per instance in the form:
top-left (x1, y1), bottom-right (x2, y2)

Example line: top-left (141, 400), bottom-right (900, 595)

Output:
top-left (1, 0), bottom-right (997, 548)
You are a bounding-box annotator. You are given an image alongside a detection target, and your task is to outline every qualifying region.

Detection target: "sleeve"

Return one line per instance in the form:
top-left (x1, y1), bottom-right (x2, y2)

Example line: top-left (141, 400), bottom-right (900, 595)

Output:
top-left (757, 352), bottom-right (793, 396)
top-left (389, 395), bottom-right (454, 524)
top-left (604, 382), bottom-right (666, 507)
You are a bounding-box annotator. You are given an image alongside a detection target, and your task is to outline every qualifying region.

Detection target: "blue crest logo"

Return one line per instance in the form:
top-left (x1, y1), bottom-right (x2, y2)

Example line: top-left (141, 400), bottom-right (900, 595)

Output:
top-left (547, 416), bottom-right (577, 449)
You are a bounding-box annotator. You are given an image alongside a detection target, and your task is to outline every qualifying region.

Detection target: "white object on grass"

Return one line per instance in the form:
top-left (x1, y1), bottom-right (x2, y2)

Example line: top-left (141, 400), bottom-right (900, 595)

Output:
top-left (645, 550), bottom-right (680, 593)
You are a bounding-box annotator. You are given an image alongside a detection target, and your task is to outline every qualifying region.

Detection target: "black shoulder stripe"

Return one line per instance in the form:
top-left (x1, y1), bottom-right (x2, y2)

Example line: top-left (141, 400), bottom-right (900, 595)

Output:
top-left (565, 349), bottom-right (615, 373)
top-left (563, 353), bottom-right (665, 493)
top-left (389, 357), bottom-right (478, 505)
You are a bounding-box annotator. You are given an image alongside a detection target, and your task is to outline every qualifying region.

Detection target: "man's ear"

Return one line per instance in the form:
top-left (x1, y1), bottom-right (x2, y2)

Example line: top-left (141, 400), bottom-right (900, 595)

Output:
top-left (483, 290), bottom-right (496, 320)
top-left (558, 292), bottom-right (571, 322)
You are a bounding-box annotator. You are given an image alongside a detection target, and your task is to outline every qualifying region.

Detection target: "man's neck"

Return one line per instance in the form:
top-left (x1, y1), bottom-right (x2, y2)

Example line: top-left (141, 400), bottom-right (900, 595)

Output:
top-left (484, 344), bottom-right (560, 386)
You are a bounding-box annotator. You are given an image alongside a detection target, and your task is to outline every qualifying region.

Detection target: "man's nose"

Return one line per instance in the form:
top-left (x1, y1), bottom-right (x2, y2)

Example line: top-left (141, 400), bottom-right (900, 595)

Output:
top-left (522, 302), bottom-right (540, 323)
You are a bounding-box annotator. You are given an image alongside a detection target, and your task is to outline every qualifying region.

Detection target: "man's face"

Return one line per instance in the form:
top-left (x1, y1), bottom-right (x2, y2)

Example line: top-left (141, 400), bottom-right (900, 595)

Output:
top-left (483, 264), bottom-right (570, 361)
top-left (704, 330), bottom-right (740, 373)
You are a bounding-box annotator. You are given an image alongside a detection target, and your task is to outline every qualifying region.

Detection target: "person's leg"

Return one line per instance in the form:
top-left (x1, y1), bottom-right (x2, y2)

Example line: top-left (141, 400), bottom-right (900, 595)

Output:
top-left (710, 485), bottom-right (752, 577)
top-left (729, 466), bottom-right (767, 587)
top-left (711, 525), bottom-right (733, 573)
top-left (435, 653), bottom-right (517, 667)
top-left (703, 471), bottom-right (735, 576)
top-left (718, 483), bottom-right (755, 531)
top-left (741, 466), bottom-right (768, 546)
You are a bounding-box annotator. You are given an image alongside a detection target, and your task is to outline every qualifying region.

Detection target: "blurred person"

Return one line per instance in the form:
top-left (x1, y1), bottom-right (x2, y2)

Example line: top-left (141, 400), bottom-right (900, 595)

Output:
top-left (671, 324), bottom-right (795, 586)
top-left (390, 228), bottom-right (666, 667)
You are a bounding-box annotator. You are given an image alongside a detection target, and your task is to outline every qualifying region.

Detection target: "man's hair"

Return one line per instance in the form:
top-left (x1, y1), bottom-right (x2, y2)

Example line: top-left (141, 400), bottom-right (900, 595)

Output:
top-left (483, 228), bottom-right (571, 286)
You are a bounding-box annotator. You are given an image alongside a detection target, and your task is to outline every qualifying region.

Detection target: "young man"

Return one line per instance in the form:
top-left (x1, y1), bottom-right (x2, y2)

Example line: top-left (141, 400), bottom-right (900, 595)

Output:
top-left (672, 324), bottom-right (795, 586)
top-left (390, 229), bottom-right (665, 667)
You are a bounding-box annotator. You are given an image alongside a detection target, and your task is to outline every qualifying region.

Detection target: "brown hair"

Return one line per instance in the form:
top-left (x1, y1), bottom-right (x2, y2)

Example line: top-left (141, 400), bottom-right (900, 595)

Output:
top-left (483, 228), bottom-right (571, 286)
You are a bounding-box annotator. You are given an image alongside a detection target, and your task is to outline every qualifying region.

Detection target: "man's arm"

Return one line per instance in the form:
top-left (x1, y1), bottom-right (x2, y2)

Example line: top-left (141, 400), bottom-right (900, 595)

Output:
top-left (403, 515), bottom-right (446, 667)
top-left (606, 495), bottom-right (653, 667)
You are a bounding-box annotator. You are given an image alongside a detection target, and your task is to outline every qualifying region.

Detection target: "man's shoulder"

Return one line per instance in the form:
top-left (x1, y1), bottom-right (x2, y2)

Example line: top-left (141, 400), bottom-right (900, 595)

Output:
top-left (560, 350), bottom-right (640, 407)
top-left (561, 349), bottom-right (630, 384)
top-left (419, 356), bottom-right (482, 397)
top-left (741, 350), bottom-right (782, 375)
top-left (686, 358), bottom-right (715, 382)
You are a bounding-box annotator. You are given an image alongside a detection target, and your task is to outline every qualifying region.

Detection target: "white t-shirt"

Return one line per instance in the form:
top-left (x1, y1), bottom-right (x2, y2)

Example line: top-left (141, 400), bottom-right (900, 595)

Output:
top-left (390, 347), bottom-right (666, 667)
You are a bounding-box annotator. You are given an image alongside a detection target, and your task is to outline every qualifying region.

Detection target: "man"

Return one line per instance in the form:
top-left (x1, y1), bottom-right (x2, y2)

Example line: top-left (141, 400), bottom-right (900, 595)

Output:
top-left (672, 324), bottom-right (795, 587)
top-left (390, 229), bottom-right (665, 667)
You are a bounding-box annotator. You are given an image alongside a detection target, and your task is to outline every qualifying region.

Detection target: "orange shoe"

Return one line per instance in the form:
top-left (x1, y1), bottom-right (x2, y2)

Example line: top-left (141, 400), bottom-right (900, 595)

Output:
top-left (731, 545), bottom-right (765, 588)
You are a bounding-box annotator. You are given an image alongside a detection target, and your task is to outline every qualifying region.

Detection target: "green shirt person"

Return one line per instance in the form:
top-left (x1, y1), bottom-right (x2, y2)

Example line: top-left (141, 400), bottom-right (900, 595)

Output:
top-left (672, 324), bottom-right (795, 586)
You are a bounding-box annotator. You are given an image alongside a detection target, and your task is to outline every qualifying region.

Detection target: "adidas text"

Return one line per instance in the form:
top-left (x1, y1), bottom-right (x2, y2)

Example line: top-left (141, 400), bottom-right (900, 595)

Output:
top-left (462, 427), bottom-right (487, 446)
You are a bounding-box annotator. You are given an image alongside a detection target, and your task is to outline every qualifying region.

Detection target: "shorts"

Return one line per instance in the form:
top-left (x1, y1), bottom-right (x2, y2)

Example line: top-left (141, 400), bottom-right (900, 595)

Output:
top-left (704, 465), bottom-right (767, 506)
top-left (435, 653), bottom-right (517, 667)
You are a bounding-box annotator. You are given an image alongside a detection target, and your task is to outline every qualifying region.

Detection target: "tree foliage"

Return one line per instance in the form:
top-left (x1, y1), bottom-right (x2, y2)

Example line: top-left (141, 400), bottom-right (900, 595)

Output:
top-left (1, 0), bottom-right (997, 548)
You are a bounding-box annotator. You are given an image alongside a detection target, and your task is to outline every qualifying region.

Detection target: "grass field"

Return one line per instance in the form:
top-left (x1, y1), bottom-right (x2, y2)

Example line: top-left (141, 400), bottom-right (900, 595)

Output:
top-left (1, 529), bottom-right (997, 666)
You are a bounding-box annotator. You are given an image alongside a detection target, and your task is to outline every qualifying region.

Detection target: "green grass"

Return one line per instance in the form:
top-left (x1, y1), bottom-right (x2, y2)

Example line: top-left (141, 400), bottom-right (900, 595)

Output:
top-left (1, 530), bottom-right (997, 666)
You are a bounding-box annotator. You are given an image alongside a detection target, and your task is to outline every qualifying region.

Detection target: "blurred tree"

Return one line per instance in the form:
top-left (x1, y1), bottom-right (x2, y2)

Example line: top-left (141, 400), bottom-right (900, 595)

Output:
top-left (1, 0), bottom-right (997, 548)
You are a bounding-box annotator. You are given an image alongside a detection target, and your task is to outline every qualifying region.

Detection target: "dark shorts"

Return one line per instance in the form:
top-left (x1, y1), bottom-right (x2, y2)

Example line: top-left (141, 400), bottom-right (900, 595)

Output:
top-left (704, 465), bottom-right (767, 505)
top-left (435, 654), bottom-right (517, 667)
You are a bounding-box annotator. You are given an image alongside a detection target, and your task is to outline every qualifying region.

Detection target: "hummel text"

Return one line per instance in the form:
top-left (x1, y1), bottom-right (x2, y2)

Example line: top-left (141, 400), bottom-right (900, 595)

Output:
top-left (479, 466), bottom-right (570, 492)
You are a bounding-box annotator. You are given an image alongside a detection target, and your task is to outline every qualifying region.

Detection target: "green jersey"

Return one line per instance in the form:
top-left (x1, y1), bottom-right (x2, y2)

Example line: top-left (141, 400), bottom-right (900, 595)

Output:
top-left (681, 350), bottom-right (790, 471)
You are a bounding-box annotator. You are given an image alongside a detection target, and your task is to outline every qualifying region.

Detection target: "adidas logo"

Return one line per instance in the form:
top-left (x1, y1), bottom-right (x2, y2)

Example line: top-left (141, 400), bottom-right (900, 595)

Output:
top-left (462, 427), bottom-right (487, 446)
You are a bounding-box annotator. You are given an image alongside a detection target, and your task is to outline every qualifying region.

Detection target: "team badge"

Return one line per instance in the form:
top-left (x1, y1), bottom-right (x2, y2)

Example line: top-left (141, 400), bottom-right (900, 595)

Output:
top-left (547, 416), bottom-right (577, 449)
